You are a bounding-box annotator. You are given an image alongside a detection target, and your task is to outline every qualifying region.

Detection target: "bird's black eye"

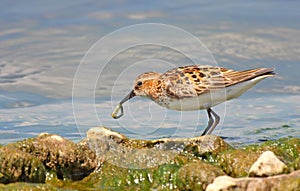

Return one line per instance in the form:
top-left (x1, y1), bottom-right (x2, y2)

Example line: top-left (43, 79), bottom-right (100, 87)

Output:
top-left (137, 81), bottom-right (143, 86)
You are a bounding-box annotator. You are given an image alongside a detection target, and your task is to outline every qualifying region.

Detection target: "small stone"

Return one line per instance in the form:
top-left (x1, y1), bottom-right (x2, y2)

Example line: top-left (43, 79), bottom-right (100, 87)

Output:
top-left (207, 169), bottom-right (300, 191)
top-left (249, 151), bottom-right (288, 177)
top-left (86, 126), bottom-right (127, 143)
top-left (206, 176), bottom-right (236, 191)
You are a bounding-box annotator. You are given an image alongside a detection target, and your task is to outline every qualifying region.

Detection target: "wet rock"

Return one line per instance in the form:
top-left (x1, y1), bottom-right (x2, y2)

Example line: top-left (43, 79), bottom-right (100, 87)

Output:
top-left (83, 160), bottom-right (223, 190)
top-left (8, 133), bottom-right (97, 181)
top-left (206, 169), bottom-right (300, 191)
top-left (78, 127), bottom-right (230, 189)
top-left (217, 149), bottom-right (261, 177)
top-left (177, 161), bottom-right (225, 191)
top-left (83, 127), bottom-right (177, 169)
top-left (0, 146), bottom-right (46, 184)
top-left (81, 127), bottom-right (230, 169)
top-left (0, 131), bottom-right (299, 190)
top-left (249, 151), bottom-right (288, 177)
top-left (183, 135), bottom-right (231, 157)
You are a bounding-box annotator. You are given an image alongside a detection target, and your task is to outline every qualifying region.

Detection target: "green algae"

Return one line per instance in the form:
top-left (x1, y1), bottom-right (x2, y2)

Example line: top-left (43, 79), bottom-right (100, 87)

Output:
top-left (152, 164), bottom-right (181, 190)
top-left (216, 149), bottom-right (261, 177)
top-left (177, 161), bottom-right (225, 191)
top-left (42, 156), bottom-right (223, 190)
top-left (244, 138), bottom-right (300, 171)
top-left (1, 129), bottom-right (300, 190)
top-left (215, 138), bottom-right (300, 177)
top-left (0, 182), bottom-right (64, 191)
top-left (7, 133), bottom-right (97, 181)
top-left (88, 162), bottom-right (154, 190)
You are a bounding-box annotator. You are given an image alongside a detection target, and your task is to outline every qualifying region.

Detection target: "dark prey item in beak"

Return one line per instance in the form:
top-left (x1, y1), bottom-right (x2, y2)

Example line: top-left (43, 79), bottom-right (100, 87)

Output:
top-left (111, 90), bottom-right (135, 119)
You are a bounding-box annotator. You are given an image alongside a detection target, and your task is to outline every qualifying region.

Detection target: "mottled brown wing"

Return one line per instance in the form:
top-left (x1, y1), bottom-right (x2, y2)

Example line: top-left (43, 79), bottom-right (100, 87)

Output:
top-left (160, 65), bottom-right (274, 98)
top-left (160, 65), bottom-right (226, 98)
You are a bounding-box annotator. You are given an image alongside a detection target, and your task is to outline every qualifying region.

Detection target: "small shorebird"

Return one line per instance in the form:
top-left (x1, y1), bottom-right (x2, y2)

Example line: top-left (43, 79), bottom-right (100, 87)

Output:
top-left (112, 65), bottom-right (275, 135)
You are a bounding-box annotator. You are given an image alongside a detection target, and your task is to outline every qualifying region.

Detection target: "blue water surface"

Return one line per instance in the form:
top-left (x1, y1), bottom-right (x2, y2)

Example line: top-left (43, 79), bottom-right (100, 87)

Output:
top-left (0, 0), bottom-right (299, 145)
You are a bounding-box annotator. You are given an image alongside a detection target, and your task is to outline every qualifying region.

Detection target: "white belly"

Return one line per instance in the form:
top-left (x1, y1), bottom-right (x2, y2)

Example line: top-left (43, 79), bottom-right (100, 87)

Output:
top-left (166, 75), bottom-right (268, 111)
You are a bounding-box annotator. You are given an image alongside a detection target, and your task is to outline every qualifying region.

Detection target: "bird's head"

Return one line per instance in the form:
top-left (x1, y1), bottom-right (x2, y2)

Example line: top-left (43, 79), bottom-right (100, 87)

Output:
top-left (111, 72), bottom-right (160, 119)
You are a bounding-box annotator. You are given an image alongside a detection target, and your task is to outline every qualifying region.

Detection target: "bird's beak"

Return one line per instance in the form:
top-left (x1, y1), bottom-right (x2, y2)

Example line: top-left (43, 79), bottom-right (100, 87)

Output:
top-left (120, 90), bottom-right (135, 104)
top-left (111, 90), bottom-right (135, 119)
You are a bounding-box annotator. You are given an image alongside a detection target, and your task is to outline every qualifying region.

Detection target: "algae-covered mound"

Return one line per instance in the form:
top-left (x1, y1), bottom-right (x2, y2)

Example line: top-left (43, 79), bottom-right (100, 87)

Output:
top-left (0, 126), bottom-right (300, 191)
top-left (0, 146), bottom-right (46, 184)
top-left (6, 133), bottom-right (97, 181)
top-left (81, 127), bottom-right (230, 169)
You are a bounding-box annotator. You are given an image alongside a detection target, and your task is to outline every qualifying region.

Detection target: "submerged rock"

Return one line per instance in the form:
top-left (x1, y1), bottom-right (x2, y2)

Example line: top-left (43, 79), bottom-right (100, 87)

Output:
top-left (0, 146), bottom-right (46, 184)
top-left (206, 169), bottom-right (300, 191)
top-left (249, 151), bottom-right (288, 177)
top-left (8, 133), bottom-right (97, 180)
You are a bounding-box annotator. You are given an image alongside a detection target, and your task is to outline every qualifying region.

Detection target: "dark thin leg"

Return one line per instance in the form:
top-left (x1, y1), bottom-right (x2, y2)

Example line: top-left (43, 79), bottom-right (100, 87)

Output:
top-left (201, 108), bottom-right (220, 136)
top-left (206, 108), bottom-right (220, 135)
top-left (201, 108), bottom-right (214, 136)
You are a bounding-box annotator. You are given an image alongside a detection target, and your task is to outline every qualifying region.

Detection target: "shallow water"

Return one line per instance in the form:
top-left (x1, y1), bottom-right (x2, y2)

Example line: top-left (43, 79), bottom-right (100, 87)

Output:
top-left (0, 1), bottom-right (300, 145)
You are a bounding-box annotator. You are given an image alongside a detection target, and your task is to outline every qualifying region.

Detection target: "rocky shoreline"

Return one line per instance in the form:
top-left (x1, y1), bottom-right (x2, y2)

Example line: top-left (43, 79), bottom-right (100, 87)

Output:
top-left (1, 126), bottom-right (300, 190)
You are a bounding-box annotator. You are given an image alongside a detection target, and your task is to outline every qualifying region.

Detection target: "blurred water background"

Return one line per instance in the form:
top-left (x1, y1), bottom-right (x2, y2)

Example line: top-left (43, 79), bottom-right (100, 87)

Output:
top-left (0, 0), bottom-right (300, 145)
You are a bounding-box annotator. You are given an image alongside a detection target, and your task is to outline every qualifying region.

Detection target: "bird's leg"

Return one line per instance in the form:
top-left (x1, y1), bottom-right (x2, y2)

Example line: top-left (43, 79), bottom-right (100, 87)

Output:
top-left (201, 108), bottom-right (214, 136)
top-left (206, 108), bottom-right (220, 135)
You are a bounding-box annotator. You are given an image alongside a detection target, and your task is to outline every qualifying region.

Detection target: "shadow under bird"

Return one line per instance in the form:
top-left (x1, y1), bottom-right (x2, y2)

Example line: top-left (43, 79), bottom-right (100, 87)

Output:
top-left (112, 65), bottom-right (275, 136)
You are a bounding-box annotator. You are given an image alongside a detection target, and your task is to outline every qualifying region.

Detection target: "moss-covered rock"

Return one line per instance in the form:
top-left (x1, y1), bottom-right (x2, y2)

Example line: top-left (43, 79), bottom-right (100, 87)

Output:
top-left (86, 162), bottom-right (154, 190)
top-left (80, 160), bottom-right (224, 190)
top-left (8, 133), bottom-right (97, 181)
top-left (152, 164), bottom-right (181, 190)
top-left (83, 126), bottom-right (229, 162)
top-left (183, 135), bottom-right (231, 158)
top-left (0, 182), bottom-right (60, 191)
top-left (177, 161), bottom-right (225, 191)
top-left (217, 149), bottom-right (260, 177)
top-left (0, 127), bottom-right (299, 190)
top-left (292, 156), bottom-right (300, 171)
top-left (0, 146), bottom-right (46, 184)
top-left (82, 126), bottom-right (230, 170)
top-left (245, 138), bottom-right (300, 168)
